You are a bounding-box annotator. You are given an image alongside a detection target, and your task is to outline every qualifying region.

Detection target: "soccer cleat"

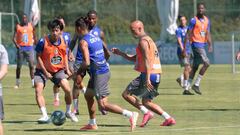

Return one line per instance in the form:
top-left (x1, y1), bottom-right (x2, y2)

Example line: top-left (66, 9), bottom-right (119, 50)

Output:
top-left (160, 117), bottom-right (176, 126)
top-left (100, 109), bottom-right (108, 115)
top-left (182, 90), bottom-right (194, 95)
top-left (129, 112), bottom-right (139, 131)
top-left (192, 85), bottom-right (202, 95)
top-left (176, 78), bottom-right (183, 88)
top-left (65, 112), bottom-right (78, 122)
top-left (73, 109), bottom-right (80, 115)
top-left (53, 99), bottom-right (60, 107)
top-left (140, 111), bottom-right (154, 127)
top-left (37, 116), bottom-right (50, 124)
top-left (80, 124), bottom-right (98, 130)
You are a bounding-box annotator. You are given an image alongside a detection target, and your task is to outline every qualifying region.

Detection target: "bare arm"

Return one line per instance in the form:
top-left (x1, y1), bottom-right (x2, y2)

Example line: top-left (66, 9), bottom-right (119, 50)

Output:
top-left (0, 64), bottom-right (8, 81)
top-left (100, 31), bottom-right (110, 60)
top-left (111, 48), bottom-right (136, 62)
top-left (206, 30), bottom-right (213, 52)
top-left (79, 40), bottom-right (90, 69)
top-left (32, 24), bottom-right (37, 45)
top-left (12, 26), bottom-right (20, 49)
top-left (69, 33), bottom-right (79, 51)
top-left (177, 37), bottom-right (184, 52)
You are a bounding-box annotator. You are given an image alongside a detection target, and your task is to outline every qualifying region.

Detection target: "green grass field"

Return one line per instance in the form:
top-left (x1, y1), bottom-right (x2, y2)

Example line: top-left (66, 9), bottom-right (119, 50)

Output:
top-left (2, 65), bottom-right (240, 135)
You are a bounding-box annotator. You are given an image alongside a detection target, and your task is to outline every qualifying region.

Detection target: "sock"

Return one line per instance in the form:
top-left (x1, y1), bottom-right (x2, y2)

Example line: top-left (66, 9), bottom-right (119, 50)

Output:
top-left (66, 104), bottom-right (71, 113)
top-left (161, 112), bottom-right (171, 120)
top-left (194, 74), bottom-right (203, 86)
top-left (73, 99), bottom-right (78, 110)
top-left (140, 105), bottom-right (149, 114)
top-left (54, 93), bottom-right (60, 101)
top-left (180, 74), bottom-right (184, 82)
top-left (40, 106), bottom-right (48, 117)
top-left (184, 80), bottom-right (189, 90)
top-left (81, 87), bottom-right (86, 94)
top-left (16, 79), bottom-right (20, 85)
top-left (122, 109), bottom-right (133, 118)
top-left (188, 78), bottom-right (193, 85)
top-left (89, 118), bottom-right (97, 125)
top-left (31, 79), bottom-right (34, 86)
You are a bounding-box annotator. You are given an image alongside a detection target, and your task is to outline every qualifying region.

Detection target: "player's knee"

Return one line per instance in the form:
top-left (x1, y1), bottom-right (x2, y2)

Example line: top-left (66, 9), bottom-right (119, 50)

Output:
top-left (204, 61), bottom-right (210, 68)
top-left (142, 99), bottom-right (151, 107)
top-left (122, 90), bottom-right (129, 99)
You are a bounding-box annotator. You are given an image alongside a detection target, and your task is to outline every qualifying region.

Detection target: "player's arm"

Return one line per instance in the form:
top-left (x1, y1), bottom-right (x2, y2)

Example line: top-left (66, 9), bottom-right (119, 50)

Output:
top-left (111, 48), bottom-right (136, 62)
top-left (32, 24), bottom-right (37, 45)
top-left (36, 53), bottom-right (52, 79)
top-left (64, 49), bottom-right (72, 77)
top-left (206, 21), bottom-right (213, 52)
top-left (0, 47), bottom-right (8, 81)
top-left (139, 39), bottom-right (154, 91)
top-left (79, 40), bottom-right (90, 71)
top-left (177, 37), bottom-right (184, 52)
top-left (12, 26), bottom-right (20, 49)
top-left (100, 31), bottom-right (110, 60)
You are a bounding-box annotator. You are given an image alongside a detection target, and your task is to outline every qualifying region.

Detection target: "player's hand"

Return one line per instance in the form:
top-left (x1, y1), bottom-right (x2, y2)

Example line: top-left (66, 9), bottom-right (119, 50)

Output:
top-left (208, 45), bottom-right (213, 52)
top-left (66, 69), bottom-right (72, 79)
top-left (236, 52), bottom-right (240, 61)
top-left (68, 52), bottom-right (75, 62)
top-left (181, 49), bottom-right (187, 58)
top-left (145, 80), bottom-right (154, 92)
top-left (111, 48), bottom-right (122, 55)
top-left (45, 72), bottom-right (53, 79)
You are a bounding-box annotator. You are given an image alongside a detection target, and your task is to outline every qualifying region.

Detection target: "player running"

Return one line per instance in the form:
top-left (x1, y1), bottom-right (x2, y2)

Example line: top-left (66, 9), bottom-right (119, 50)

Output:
top-left (13, 14), bottom-right (36, 88)
top-left (112, 20), bottom-right (176, 127)
top-left (34, 19), bottom-right (78, 123)
top-left (75, 17), bottom-right (138, 131)
top-left (184, 2), bottom-right (212, 95)
top-left (175, 15), bottom-right (194, 95)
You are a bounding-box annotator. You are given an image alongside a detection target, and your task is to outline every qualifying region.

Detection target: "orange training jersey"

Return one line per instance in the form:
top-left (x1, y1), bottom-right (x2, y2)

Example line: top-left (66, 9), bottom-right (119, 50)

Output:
top-left (135, 36), bottom-right (162, 74)
top-left (16, 23), bottom-right (34, 46)
top-left (37, 36), bottom-right (67, 73)
top-left (190, 16), bottom-right (209, 43)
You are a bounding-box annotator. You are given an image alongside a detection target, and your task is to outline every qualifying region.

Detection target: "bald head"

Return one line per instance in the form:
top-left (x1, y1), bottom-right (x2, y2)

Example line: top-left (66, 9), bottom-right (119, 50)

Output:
top-left (130, 20), bottom-right (145, 38)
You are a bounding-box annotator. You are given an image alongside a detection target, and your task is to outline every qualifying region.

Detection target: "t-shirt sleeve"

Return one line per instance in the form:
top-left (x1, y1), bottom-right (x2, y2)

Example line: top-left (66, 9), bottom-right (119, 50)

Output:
top-left (35, 38), bottom-right (45, 53)
top-left (175, 28), bottom-right (181, 38)
top-left (0, 45), bottom-right (9, 65)
top-left (188, 18), bottom-right (196, 30)
top-left (207, 18), bottom-right (211, 31)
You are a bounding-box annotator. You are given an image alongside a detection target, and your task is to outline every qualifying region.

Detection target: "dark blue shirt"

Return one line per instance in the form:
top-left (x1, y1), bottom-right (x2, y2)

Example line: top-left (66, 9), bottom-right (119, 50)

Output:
top-left (175, 26), bottom-right (191, 54)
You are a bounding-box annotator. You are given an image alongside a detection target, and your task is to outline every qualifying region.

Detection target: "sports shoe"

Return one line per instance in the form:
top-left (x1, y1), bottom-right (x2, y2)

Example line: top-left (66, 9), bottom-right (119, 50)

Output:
top-left (140, 111), bottom-right (154, 127)
top-left (73, 109), bottom-right (79, 115)
top-left (192, 85), bottom-right (202, 95)
top-left (80, 124), bottom-right (98, 130)
top-left (129, 112), bottom-right (139, 131)
top-left (14, 85), bottom-right (19, 89)
top-left (53, 99), bottom-right (60, 107)
top-left (160, 117), bottom-right (176, 126)
top-left (65, 112), bottom-right (78, 122)
top-left (176, 78), bottom-right (183, 88)
top-left (37, 116), bottom-right (50, 124)
top-left (182, 90), bottom-right (194, 95)
top-left (100, 109), bottom-right (108, 115)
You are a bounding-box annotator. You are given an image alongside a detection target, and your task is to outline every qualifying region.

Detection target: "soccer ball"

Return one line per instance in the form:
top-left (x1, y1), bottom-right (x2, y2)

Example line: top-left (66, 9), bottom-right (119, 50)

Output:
top-left (51, 110), bottom-right (66, 126)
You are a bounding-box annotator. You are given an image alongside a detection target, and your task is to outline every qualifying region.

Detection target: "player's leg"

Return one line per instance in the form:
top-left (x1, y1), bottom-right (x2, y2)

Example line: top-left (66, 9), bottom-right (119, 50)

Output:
top-left (55, 70), bottom-right (78, 122)
top-left (182, 55), bottom-right (194, 95)
top-left (26, 49), bottom-right (35, 87)
top-left (34, 70), bottom-right (49, 123)
top-left (0, 96), bottom-right (4, 135)
top-left (15, 49), bottom-right (23, 89)
top-left (53, 85), bottom-right (60, 107)
top-left (176, 53), bottom-right (184, 87)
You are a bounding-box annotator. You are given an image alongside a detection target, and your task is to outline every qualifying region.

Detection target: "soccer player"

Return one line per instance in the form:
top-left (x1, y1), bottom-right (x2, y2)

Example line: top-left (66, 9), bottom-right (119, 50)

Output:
top-left (236, 51), bottom-right (240, 61)
top-left (75, 17), bottom-right (138, 131)
top-left (184, 2), bottom-right (212, 95)
top-left (111, 20), bottom-right (176, 127)
top-left (34, 19), bottom-right (78, 123)
top-left (12, 14), bottom-right (36, 88)
top-left (0, 44), bottom-right (9, 135)
top-left (52, 16), bottom-right (74, 107)
top-left (175, 15), bottom-right (194, 95)
top-left (71, 10), bottom-right (110, 115)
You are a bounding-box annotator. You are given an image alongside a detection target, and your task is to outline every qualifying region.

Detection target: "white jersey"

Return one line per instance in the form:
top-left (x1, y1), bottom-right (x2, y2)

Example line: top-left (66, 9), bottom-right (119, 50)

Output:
top-left (0, 44), bottom-right (9, 96)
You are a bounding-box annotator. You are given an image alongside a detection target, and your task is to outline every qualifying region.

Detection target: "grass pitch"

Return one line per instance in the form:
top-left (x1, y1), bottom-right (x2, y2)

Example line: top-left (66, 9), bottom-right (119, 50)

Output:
top-left (2, 65), bottom-right (240, 135)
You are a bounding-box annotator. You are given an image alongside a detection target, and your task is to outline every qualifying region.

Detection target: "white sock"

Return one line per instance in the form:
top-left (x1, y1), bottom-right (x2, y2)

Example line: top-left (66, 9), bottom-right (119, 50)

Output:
top-left (40, 107), bottom-right (48, 117)
top-left (81, 87), bottom-right (86, 94)
top-left (180, 74), bottom-right (184, 82)
top-left (122, 109), bottom-right (133, 118)
top-left (89, 119), bottom-right (97, 125)
top-left (140, 105), bottom-right (149, 114)
top-left (16, 79), bottom-right (20, 85)
top-left (73, 99), bottom-right (78, 110)
top-left (54, 93), bottom-right (60, 101)
top-left (161, 112), bottom-right (171, 120)
top-left (31, 79), bottom-right (34, 86)
top-left (66, 104), bottom-right (71, 113)
top-left (194, 74), bottom-right (203, 86)
top-left (184, 80), bottom-right (189, 90)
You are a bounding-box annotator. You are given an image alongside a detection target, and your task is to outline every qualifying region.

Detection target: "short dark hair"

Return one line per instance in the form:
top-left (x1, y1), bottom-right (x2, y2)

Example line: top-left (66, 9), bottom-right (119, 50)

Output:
top-left (47, 19), bottom-right (63, 31)
top-left (55, 15), bottom-right (64, 20)
top-left (75, 16), bottom-right (88, 29)
top-left (197, 2), bottom-right (205, 8)
top-left (178, 15), bottom-right (187, 21)
top-left (87, 10), bottom-right (97, 17)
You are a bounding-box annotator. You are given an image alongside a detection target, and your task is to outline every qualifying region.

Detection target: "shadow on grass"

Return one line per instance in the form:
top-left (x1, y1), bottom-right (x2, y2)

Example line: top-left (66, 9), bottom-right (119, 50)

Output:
top-left (5, 103), bottom-right (37, 106)
top-left (3, 120), bottom-right (36, 124)
top-left (186, 109), bottom-right (240, 111)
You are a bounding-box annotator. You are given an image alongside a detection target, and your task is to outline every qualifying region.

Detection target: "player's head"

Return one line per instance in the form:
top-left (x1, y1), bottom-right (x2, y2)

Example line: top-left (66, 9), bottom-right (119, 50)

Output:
top-left (87, 10), bottom-right (98, 28)
top-left (130, 20), bottom-right (145, 38)
top-left (178, 15), bottom-right (187, 27)
top-left (21, 13), bottom-right (28, 25)
top-left (56, 15), bottom-right (65, 30)
top-left (197, 2), bottom-right (206, 16)
top-left (48, 19), bottom-right (63, 41)
top-left (75, 16), bottom-right (89, 36)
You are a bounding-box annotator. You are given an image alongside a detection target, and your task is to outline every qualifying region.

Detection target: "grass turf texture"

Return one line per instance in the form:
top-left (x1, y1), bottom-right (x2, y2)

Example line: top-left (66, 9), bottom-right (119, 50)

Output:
top-left (2, 65), bottom-right (240, 135)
